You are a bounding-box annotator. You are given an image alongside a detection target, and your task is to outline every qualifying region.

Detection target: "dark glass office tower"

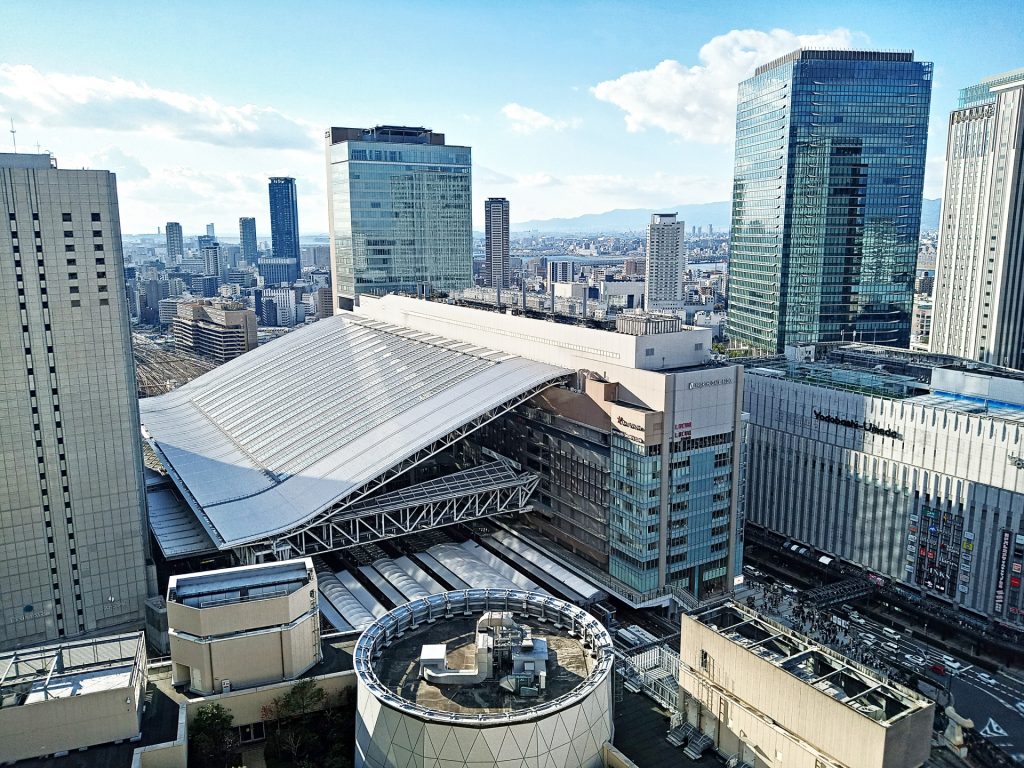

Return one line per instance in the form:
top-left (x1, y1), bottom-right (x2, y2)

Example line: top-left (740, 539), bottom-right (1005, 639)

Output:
top-left (239, 216), bottom-right (258, 265)
top-left (727, 50), bottom-right (932, 354)
top-left (268, 177), bottom-right (299, 284)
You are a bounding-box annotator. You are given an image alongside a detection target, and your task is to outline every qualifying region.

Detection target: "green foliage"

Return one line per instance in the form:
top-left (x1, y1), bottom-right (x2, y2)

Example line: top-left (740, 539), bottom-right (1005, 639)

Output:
top-left (264, 683), bottom-right (355, 768)
top-left (189, 703), bottom-right (239, 768)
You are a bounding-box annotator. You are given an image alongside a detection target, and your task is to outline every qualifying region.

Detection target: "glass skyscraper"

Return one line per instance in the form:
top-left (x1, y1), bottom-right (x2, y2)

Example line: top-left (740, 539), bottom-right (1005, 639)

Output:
top-left (238, 216), bottom-right (258, 265)
top-left (727, 50), bottom-right (933, 354)
top-left (326, 125), bottom-right (472, 310)
top-left (268, 177), bottom-right (299, 284)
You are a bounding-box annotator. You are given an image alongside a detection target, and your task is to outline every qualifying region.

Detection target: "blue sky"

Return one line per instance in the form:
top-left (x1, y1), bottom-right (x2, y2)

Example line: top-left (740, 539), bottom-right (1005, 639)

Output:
top-left (1, 0), bottom-right (1020, 234)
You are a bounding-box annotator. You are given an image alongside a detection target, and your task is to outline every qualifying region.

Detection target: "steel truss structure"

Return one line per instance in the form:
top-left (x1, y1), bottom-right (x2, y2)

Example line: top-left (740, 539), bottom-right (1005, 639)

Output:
top-left (235, 377), bottom-right (567, 562)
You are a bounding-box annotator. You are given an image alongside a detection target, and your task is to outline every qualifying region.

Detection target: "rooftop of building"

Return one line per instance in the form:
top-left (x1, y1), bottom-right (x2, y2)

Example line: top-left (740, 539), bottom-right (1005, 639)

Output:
top-left (167, 558), bottom-right (314, 609)
top-left (374, 616), bottom-right (593, 715)
top-left (0, 632), bottom-right (145, 708)
top-left (744, 343), bottom-right (1024, 423)
top-left (691, 602), bottom-right (931, 726)
top-left (0, 152), bottom-right (58, 170)
top-left (327, 125), bottom-right (449, 146)
top-left (959, 67), bottom-right (1024, 107)
top-left (754, 48), bottom-right (916, 76)
top-left (140, 313), bottom-right (569, 552)
top-left (355, 590), bottom-right (614, 724)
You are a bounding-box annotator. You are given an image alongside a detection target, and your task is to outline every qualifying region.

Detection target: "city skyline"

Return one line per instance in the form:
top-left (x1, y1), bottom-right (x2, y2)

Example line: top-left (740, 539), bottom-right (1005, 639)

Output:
top-left (0, 0), bottom-right (1019, 234)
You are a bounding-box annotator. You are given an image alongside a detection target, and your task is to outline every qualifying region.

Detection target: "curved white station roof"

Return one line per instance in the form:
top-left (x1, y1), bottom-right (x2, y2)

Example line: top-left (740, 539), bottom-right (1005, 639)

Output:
top-left (140, 314), bottom-right (568, 548)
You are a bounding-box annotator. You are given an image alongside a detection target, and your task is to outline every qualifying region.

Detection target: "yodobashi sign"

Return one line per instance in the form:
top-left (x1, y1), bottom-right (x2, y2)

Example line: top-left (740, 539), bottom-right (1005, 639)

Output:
top-left (688, 377), bottom-right (733, 391)
top-left (616, 416), bottom-right (645, 432)
top-left (995, 529), bottom-right (1012, 614)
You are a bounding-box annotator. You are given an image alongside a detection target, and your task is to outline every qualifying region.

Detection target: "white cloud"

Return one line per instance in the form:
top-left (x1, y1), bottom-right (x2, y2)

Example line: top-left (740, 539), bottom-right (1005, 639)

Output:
top-left (89, 147), bottom-right (150, 180)
top-left (0, 64), bottom-right (317, 150)
top-left (591, 27), bottom-right (861, 143)
top-left (501, 103), bottom-right (578, 134)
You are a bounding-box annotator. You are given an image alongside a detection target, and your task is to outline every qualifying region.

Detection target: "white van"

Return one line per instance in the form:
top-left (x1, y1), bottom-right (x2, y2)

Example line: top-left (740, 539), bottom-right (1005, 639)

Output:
top-left (882, 627), bottom-right (901, 640)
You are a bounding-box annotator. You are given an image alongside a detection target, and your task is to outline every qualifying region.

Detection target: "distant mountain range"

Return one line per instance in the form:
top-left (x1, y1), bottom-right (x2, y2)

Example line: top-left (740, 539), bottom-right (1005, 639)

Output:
top-left (511, 198), bottom-right (942, 234)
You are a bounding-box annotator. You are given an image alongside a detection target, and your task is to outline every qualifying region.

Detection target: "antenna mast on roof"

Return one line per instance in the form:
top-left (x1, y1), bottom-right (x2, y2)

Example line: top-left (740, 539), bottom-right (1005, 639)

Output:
top-left (9, 118), bottom-right (16, 153)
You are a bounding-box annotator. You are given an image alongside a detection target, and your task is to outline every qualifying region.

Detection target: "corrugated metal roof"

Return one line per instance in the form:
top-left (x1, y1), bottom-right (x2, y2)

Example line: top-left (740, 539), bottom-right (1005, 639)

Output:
top-left (140, 314), bottom-right (569, 549)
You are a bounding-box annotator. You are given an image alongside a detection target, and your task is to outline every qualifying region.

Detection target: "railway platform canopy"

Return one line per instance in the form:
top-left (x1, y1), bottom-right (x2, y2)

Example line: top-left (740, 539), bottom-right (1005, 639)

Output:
top-left (140, 313), bottom-right (570, 562)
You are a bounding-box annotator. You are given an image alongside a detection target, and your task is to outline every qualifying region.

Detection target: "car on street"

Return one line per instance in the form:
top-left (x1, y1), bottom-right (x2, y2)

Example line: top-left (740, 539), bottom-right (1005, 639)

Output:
top-left (977, 672), bottom-right (997, 685)
top-left (940, 655), bottom-right (963, 673)
top-left (930, 663), bottom-right (947, 675)
top-left (904, 654), bottom-right (925, 666)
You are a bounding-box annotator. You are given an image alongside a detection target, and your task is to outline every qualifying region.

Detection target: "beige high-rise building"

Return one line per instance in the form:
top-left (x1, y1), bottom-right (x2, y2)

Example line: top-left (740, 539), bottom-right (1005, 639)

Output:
top-left (0, 153), bottom-right (149, 649)
top-left (172, 299), bottom-right (258, 363)
top-left (644, 213), bottom-right (685, 309)
top-left (930, 70), bottom-right (1024, 368)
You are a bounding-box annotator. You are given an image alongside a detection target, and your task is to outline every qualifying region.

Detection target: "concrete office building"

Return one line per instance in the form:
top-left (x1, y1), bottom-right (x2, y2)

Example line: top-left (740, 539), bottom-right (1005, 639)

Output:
top-left (201, 242), bottom-right (221, 280)
top-left (167, 559), bottom-right (321, 695)
top-left (930, 70), bottom-right (1024, 369)
top-left (547, 260), bottom-right (576, 285)
top-left (644, 213), bottom-right (685, 309)
top-left (0, 632), bottom-right (147, 762)
top-left (257, 255), bottom-right (297, 286)
top-left (677, 602), bottom-right (933, 767)
top-left (355, 589), bottom-right (613, 768)
top-left (326, 125), bottom-right (472, 309)
top-left (165, 221), bottom-right (183, 262)
top-left (172, 300), bottom-right (258, 363)
top-left (0, 153), bottom-right (149, 649)
top-left (484, 197), bottom-right (510, 289)
top-left (744, 344), bottom-right (1024, 626)
top-left (727, 50), bottom-right (933, 354)
top-left (239, 215), bottom-right (258, 264)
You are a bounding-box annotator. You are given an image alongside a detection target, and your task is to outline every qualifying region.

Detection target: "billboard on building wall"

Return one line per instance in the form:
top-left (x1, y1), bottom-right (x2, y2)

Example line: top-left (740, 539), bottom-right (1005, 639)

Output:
top-left (994, 530), bottom-right (1012, 614)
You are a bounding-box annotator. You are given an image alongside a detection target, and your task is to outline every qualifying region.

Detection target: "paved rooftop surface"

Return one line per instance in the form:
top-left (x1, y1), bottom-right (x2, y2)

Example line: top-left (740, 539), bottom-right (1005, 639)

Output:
top-left (375, 617), bottom-right (593, 714)
top-left (612, 692), bottom-right (723, 767)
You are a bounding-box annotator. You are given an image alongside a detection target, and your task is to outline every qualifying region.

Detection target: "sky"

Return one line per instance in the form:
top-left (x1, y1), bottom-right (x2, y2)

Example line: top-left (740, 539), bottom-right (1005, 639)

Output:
top-left (0, 0), bottom-right (1020, 235)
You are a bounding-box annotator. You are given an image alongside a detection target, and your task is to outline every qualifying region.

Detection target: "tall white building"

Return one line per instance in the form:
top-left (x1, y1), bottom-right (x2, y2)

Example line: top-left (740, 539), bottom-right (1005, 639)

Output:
top-left (0, 153), bottom-right (149, 649)
top-left (930, 70), bottom-right (1024, 368)
top-left (644, 213), bottom-right (685, 309)
top-left (484, 197), bottom-right (509, 289)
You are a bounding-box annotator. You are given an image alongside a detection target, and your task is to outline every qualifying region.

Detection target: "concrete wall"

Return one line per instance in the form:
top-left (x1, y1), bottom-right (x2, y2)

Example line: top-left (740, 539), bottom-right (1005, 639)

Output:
top-left (678, 617), bottom-right (932, 768)
top-left (170, 612), bottom-right (319, 695)
top-left (167, 587), bottom-right (310, 637)
top-left (0, 673), bottom-right (144, 762)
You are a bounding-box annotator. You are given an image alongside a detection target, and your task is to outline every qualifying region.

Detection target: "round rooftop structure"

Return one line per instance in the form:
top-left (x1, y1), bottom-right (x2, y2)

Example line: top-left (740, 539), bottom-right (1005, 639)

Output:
top-left (354, 589), bottom-right (614, 768)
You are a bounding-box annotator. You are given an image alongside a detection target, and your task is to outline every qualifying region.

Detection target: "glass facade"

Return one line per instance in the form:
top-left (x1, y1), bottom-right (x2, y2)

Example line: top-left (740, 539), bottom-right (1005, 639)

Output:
top-left (607, 431), bottom-right (736, 596)
top-left (268, 177), bottom-right (299, 283)
top-left (327, 128), bottom-right (472, 304)
top-left (728, 50), bottom-right (933, 354)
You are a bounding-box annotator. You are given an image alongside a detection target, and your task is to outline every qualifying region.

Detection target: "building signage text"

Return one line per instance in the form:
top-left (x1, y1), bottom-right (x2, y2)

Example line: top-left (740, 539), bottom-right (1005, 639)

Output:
top-left (812, 409), bottom-right (903, 440)
top-left (995, 530), bottom-right (1012, 614)
top-left (616, 416), bottom-right (645, 432)
top-left (689, 378), bottom-right (732, 391)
